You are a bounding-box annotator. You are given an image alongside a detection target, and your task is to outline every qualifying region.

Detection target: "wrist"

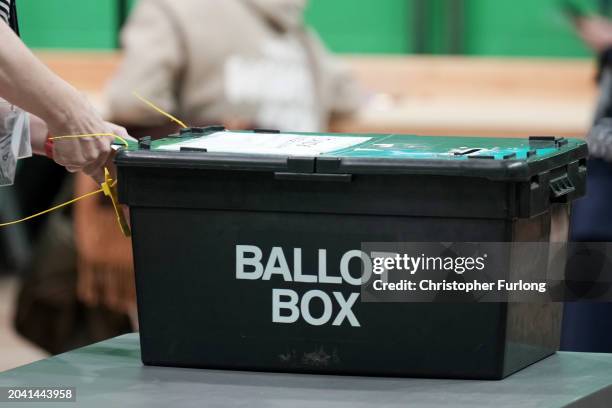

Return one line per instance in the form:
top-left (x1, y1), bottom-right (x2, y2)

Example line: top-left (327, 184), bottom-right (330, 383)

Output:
top-left (28, 115), bottom-right (51, 156)
top-left (44, 133), bottom-right (54, 159)
top-left (42, 88), bottom-right (88, 133)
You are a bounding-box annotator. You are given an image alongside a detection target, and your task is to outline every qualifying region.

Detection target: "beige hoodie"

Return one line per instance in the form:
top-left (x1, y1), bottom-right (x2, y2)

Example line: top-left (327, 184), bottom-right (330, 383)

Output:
top-left (105, 0), bottom-right (361, 132)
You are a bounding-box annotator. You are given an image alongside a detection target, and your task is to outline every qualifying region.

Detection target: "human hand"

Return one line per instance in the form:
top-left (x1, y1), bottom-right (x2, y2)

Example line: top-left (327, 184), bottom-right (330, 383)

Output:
top-left (576, 16), bottom-right (612, 53)
top-left (47, 96), bottom-right (131, 183)
top-left (88, 122), bottom-right (134, 184)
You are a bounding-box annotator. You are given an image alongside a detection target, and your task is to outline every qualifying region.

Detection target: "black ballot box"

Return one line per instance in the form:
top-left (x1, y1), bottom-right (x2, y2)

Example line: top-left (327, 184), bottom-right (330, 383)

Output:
top-left (116, 129), bottom-right (587, 379)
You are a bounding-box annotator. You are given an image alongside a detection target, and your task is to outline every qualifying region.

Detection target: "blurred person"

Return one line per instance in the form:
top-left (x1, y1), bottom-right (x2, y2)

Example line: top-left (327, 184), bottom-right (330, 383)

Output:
top-left (561, 14), bottom-right (612, 353)
top-left (106, 0), bottom-right (361, 133)
top-left (73, 0), bottom-right (362, 324)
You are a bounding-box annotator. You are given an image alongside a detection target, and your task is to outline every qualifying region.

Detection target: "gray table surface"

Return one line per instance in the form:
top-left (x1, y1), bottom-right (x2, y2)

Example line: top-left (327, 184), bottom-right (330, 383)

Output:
top-left (1, 334), bottom-right (612, 408)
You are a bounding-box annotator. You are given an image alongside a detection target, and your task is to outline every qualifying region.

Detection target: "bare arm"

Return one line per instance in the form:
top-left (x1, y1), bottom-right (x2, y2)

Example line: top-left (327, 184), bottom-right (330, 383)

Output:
top-left (0, 21), bottom-right (130, 182)
top-left (0, 21), bottom-right (84, 128)
top-left (29, 115), bottom-right (48, 156)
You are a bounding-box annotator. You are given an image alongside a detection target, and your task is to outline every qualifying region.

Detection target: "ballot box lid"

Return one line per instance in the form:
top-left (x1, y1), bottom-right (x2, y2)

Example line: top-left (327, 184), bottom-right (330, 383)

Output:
top-left (115, 128), bottom-right (587, 182)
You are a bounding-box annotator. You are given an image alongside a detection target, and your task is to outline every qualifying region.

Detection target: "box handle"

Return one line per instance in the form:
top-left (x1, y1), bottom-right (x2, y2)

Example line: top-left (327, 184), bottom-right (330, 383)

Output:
top-left (549, 174), bottom-right (575, 202)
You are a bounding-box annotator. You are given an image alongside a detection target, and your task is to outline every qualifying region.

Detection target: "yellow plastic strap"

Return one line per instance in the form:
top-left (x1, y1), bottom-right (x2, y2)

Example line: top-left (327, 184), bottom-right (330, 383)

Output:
top-left (53, 133), bottom-right (131, 236)
top-left (101, 168), bottom-right (131, 237)
top-left (0, 170), bottom-right (130, 237)
top-left (50, 133), bottom-right (130, 149)
top-left (0, 188), bottom-right (104, 227)
top-left (0, 92), bottom-right (187, 234)
top-left (132, 91), bottom-right (189, 129)
top-left (1, 133), bottom-right (131, 235)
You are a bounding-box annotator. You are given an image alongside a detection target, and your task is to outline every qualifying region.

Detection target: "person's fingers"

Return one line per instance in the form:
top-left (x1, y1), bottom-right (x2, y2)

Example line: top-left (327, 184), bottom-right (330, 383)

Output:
top-left (54, 137), bottom-right (105, 175)
top-left (47, 116), bottom-right (130, 177)
top-left (96, 133), bottom-right (115, 160)
top-left (78, 133), bottom-right (111, 171)
top-left (82, 154), bottom-right (108, 179)
top-left (83, 146), bottom-right (108, 184)
top-left (82, 139), bottom-right (112, 178)
top-left (82, 137), bottom-right (103, 166)
top-left (53, 141), bottom-right (85, 170)
top-left (111, 124), bottom-right (129, 138)
top-left (101, 150), bottom-right (118, 180)
top-left (107, 123), bottom-right (136, 144)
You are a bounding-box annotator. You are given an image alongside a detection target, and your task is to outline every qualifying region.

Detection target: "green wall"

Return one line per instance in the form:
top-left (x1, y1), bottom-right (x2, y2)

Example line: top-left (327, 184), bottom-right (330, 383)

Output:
top-left (14, 0), bottom-right (604, 58)
top-left (463, 0), bottom-right (594, 58)
top-left (19, 0), bottom-right (118, 49)
top-left (304, 0), bottom-right (412, 54)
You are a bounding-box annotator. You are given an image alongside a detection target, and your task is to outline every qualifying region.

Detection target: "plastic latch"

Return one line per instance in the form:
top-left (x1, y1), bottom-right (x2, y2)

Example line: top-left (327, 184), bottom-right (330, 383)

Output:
top-left (138, 136), bottom-right (152, 150)
top-left (315, 157), bottom-right (343, 173)
top-left (549, 174), bottom-right (575, 201)
top-left (276, 157), bottom-right (351, 182)
top-left (287, 157), bottom-right (315, 173)
top-left (177, 126), bottom-right (225, 137)
top-left (529, 136), bottom-right (566, 149)
top-left (529, 136), bottom-right (556, 142)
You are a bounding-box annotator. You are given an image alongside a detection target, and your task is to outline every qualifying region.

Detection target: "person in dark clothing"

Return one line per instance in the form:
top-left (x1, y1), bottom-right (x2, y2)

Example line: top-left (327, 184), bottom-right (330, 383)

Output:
top-left (561, 15), bottom-right (612, 353)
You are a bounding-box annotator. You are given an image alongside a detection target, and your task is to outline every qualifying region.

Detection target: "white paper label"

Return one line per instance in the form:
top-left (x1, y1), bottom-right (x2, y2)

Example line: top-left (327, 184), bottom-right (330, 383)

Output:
top-left (157, 132), bottom-right (371, 156)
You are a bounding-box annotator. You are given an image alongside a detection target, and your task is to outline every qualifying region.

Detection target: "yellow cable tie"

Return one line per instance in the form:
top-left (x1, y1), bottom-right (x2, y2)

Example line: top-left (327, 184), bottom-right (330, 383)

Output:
top-left (101, 168), bottom-right (131, 237)
top-left (132, 91), bottom-right (189, 129)
top-left (1, 131), bottom-right (131, 234)
top-left (0, 188), bottom-right (104, 228)
top-left (50, 133), bottom-right (129, 149)
top-left (0, 105), bottom-right (174, 232)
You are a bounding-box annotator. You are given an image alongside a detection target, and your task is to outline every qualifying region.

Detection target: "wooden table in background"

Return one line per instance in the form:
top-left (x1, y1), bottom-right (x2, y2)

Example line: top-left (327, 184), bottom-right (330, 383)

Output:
top-left (36, 52), bottom-right (597, 138)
